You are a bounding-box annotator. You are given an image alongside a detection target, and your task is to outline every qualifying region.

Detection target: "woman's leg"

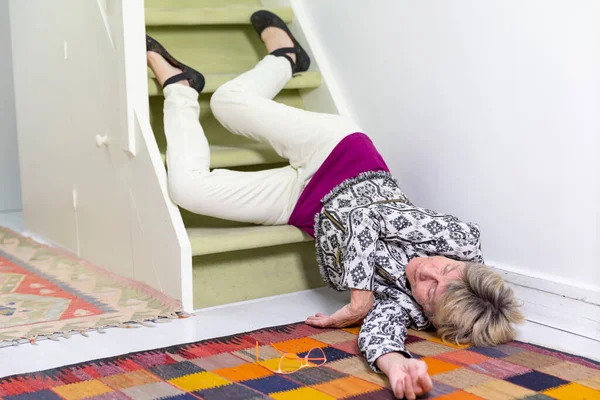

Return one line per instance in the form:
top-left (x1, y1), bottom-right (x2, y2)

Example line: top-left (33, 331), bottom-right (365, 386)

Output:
top-left (163, 85), bottom-right (299, 225)
top-left (149, 44), bottom-right (299, 226)
top-left (210, 29), bottom-right (362, 177)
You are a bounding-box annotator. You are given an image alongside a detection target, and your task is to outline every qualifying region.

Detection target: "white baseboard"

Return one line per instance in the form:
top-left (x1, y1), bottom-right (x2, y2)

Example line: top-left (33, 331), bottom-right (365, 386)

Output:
top-left (491, 263), bottom-right (600, 343)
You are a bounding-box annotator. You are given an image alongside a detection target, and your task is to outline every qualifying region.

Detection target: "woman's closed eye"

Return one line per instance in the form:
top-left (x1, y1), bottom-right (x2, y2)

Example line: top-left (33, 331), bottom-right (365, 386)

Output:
top-left (427, 284), bottom-right (437, 302)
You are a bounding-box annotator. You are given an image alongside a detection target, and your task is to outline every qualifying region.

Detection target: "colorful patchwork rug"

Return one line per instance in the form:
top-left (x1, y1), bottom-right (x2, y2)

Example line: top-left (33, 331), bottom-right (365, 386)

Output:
top-left (1, 323), bottom-right (599, 399)
top-left (0, 227), bottom-right (181, 346)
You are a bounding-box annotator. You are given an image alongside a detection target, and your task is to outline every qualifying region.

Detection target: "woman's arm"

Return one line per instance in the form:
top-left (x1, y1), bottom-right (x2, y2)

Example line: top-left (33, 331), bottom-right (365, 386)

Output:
top-left (358, 298), bottom-right (433, 399)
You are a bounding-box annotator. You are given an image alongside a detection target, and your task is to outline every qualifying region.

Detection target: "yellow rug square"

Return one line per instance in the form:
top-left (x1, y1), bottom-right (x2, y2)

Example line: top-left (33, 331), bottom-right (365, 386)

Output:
top-left (214, 363), bottom-right (273, 382)
top-left (312, 376), bottom-right (382, 398)
top-left (169, 371), bottom-right (230, 392)
top-left (101, 370), bottom-right (160, 390)
top-left (270, 387), bottom-right (336, 400)
top-left (465, 379), bottom-right (536, 400)
top-left (52, 380), bottom-right (113, 400)
top-left (543, 382), bottom-right (600, 400)
top-left (272, 337), bottom-right (327, 354)
top-left (256, 358), bottom-right (287, 372)
top-left (420, 357), bottom-right (462, 375)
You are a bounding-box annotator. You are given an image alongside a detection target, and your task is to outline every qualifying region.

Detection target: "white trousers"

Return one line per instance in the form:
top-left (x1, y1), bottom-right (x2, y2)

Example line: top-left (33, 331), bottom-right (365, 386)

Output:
top-left (164, 55), bottom-right (361, 225)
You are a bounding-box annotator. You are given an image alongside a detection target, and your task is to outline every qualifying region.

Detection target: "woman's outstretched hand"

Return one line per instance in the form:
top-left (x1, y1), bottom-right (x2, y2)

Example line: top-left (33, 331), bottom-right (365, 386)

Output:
top-left (376, 353), bottom-right (433, 399)
top-left (305, 289), bottom-right (373, 328)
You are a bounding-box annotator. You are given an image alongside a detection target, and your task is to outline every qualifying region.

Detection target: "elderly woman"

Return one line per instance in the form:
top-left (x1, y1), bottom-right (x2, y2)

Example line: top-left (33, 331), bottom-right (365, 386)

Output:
top-left (146, 10), bottom-right (523, 400)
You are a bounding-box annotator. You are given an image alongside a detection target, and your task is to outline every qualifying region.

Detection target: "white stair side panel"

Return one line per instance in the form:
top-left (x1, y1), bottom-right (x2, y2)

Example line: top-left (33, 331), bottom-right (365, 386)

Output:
top-left (9, 0), bottom-right (190, 309)
top-left (127, 113), bottom-right (193, 311)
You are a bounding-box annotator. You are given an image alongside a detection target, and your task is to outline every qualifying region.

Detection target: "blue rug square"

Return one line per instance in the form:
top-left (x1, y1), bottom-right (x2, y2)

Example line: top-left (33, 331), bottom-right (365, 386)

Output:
top-left (4, 390), bottom-right (63, 400)
top-left (506, 370), bottom-right (569, 392)
top-left (149, 361), bottom-right (205, 380)
top-left (166, 395), bottom-right (202, 400)
top-left (468, 346), bottom-right (510, 358)
top-left (287, 366), bottom-right (347, 385)
top-left (242, 375), bottom-right (301, 394)
top-left (421, 381), bottom-right (457, 398)
top-left (298, 346), bottom-right (354, 363)
top-left (195, 383), bottom-right (268, 400)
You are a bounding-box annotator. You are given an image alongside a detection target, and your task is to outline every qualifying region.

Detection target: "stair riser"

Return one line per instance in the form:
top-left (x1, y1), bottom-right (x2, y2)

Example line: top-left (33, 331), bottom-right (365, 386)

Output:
top-left (145, 7), bottom-right (293, 27)
top-left (192, 242), bottom-right (324, 308)
top-left (145, 0), bottom-right (262, 8)
top-left (148, 72), bottom-right (322, 96)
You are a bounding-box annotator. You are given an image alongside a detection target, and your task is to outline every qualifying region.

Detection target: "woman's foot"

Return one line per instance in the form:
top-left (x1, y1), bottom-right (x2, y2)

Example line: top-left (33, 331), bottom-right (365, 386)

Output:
top-left (261, 27), bottom-right (296, 64)
top-left (250, 10), bottom-right (310, 73)
top-left (147, 51), bottom-right (190, 88)
top-left (145, 35), bottom-right (205, 92)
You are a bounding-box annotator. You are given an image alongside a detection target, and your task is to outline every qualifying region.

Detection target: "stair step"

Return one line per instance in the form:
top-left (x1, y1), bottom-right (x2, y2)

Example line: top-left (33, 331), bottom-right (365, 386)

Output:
top-left (188, 225), bottom-right (312, 256)
top-left (145, 7), bottom-right (293, 26)
top-left (148, 72), bottom-right (322, 96)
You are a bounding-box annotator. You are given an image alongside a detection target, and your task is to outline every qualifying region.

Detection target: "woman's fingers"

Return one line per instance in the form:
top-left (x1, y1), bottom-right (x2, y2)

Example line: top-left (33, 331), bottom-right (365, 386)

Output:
top-left (403, 374), bottom-right (416, 400)
top-left (418, 371), bottom-right (433, 393)
top-left (412, 369), bottom-right (422, 394)
top-left (393, 378), bottom-right (405, 399)
top-left (305, 315), bottom-right (334, 328)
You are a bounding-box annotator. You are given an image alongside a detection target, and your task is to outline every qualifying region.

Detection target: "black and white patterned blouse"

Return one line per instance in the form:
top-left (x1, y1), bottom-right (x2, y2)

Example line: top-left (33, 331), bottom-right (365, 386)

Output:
top-left (314, 171), bottom-right (484, 371)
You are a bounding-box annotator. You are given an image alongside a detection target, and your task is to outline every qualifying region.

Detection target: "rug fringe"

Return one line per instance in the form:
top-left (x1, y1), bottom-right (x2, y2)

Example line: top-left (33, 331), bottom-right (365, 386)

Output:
top-left (0, 312), bottom-right (193, 347)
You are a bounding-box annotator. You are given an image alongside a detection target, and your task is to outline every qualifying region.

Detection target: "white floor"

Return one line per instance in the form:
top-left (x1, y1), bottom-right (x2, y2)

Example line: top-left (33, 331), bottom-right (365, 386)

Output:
top-left (1, 211), bottom-right (598, 379)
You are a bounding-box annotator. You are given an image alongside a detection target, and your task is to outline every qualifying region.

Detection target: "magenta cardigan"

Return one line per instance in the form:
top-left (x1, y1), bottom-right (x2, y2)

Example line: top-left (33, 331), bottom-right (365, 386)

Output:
top-left (288, 132), bottom-right (390, 237)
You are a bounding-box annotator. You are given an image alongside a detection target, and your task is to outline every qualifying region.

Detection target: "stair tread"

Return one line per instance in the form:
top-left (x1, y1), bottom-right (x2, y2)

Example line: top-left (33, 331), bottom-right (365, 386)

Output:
top-left (188, 225), bottom-right (312, 256)
top-left (145, 7), bottom-right (293, 26)
top-left (148, 72), bottom-right (322, 96)
top-left (160, 144), bottom-right (285, 169)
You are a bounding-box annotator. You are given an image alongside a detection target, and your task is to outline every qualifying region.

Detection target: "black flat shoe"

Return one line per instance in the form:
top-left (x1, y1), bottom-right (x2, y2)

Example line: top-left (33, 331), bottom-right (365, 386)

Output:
top-left (146, 35), bottom-right (206, 93)
top-left (250, 10), bottom-right (311, 74)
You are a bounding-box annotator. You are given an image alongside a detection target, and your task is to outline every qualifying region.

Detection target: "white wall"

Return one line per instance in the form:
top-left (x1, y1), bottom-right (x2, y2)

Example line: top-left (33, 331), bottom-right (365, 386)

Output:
top-left (0, 0), bottom-right (21, 212)
top-left (296, 0), bottom-right (600, 290)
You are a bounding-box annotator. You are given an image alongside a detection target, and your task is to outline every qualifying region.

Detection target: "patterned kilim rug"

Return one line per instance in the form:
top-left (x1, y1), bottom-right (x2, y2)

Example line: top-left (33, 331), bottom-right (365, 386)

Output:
top-left (1, 323), bottom-right (599, 399)
top-left (0, 227), bottom-right (181, 346)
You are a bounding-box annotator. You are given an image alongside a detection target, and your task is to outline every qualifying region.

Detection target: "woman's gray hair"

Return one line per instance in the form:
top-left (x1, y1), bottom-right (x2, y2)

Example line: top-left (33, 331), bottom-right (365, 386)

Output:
top-left (431, 262), bottom-right (524, 346)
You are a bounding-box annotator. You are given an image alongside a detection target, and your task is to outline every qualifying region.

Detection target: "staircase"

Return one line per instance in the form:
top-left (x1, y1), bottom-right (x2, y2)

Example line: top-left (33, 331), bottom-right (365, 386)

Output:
top-left (145, 0), bottom-right (326, 308)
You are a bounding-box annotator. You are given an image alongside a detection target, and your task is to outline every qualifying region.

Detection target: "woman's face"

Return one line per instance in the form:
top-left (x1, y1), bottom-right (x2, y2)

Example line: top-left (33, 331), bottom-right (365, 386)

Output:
top-left (406, 256), bottom-right (466, 315)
